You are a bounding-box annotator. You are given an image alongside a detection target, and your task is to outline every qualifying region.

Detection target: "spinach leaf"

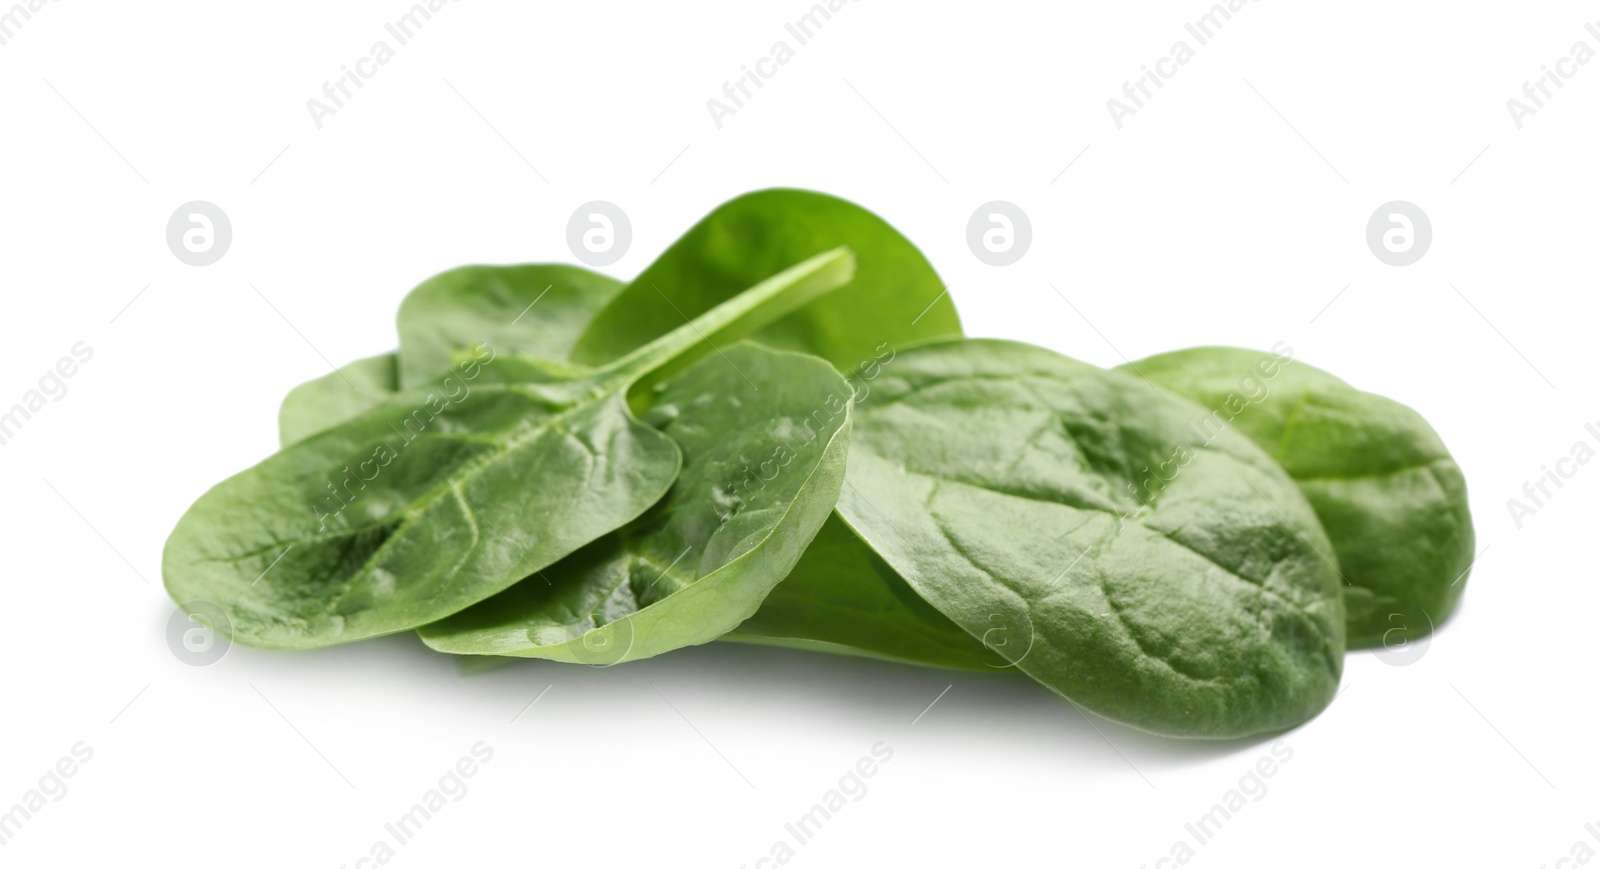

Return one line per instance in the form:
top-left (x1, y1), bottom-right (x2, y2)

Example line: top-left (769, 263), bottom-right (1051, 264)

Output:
top-left (396, 264), bottom-right (623, 388)
top-left (163, 249), bottom-right (857, 649)
top-left (274, 189), bottom-right (975, 664)
top-left (278, 189), bottom-right (957, 444)
top-left (278, 353), bottom-right (398, 446)
top-left (1119, 346), bottom-right (1474, 648)
top-left (834, 339), bottom-right (1346, 738)
top-left (570, 188), bottom-right (961, 372)
top-left (279, 356), bottom-right (989, 670)
top-left (419, 343), bottom-right (852, 663)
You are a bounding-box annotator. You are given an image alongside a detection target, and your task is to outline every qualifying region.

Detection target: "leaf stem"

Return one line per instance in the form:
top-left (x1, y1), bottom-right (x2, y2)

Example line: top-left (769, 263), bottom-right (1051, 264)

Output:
top-left (601, 247), bottom-right (856, 390)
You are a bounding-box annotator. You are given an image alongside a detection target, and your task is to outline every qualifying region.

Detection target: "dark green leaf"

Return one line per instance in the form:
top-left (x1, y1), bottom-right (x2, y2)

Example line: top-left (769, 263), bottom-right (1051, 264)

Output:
top-left (836, 339), bottom-right (1346, 738)
top-left (1119, 346), bottom-right (1474, 648)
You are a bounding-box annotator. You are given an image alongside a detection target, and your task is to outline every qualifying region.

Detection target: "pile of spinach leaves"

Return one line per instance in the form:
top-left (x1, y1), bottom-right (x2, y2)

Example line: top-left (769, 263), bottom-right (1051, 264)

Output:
top-left (165, 189), bottom-right (1474, 739)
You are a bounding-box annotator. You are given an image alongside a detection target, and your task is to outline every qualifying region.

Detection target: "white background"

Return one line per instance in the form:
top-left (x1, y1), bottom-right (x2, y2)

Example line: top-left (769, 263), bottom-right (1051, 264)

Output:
top-left (2, 1), bottom-right (1595, 866)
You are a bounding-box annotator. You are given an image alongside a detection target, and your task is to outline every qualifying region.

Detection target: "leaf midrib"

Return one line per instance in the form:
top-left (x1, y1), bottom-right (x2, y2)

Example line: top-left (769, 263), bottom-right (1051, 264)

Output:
top-left (227, 377), bottom-right (633, 629)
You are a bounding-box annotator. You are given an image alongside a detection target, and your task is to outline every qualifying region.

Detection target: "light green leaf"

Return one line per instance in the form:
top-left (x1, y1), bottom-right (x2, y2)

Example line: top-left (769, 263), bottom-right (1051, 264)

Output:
top-left (278, 353), bottom-right (398, 446)
top-left (420, 343), bottom-right (852, 663)
top-left (278, 264), bottom-right (621, 447)
top-left (276, 191), bottom-right (973, 665)
top-left (571, 188), bottom-right (961, 372)
top-left (396, 264), bottom-right (623, 388)
top-left (164, 249), bottom-right (856, 649)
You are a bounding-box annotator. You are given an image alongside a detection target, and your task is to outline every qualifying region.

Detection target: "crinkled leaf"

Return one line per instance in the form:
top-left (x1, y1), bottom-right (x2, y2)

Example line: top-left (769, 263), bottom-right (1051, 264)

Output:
top-left (836, 339), bottom-right (1346, 738)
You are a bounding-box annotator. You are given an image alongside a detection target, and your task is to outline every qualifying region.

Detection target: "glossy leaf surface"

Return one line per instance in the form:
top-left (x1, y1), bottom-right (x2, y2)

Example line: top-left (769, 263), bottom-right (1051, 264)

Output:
top-left (837, 339), bottom-right (1346, 738)
top-left (420, 344), bottom-right (852, 663)
top-left (164, 250), bottom-right (856, 648)
top-left (571, 188), bottom-right (961, 372)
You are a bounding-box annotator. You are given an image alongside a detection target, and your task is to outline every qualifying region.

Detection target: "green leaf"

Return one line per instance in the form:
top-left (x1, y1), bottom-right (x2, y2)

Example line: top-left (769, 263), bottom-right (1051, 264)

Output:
top-left (725, 514), bottom-right (1005, 671)
top-left (571, 188), bottom-right (961, 372)
top-left (558, 190), bottom-right (974, 665)
top-left (274, 189), bottom-right (969, 663)
top-left (1119, 346), bottom-right (1474, 649)
top-left (835, 339), bottom-right (1346, 738)
top-left (279, 190), bottom-right (957, 442)
top-left (164, 249), bottom-right (857, 649)
top-left (419, 343), bottom-right (852, 663)
top-left (396, 264), bottom-right (624, 388)
top-left (278, 353), bottom-right (398, 446)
